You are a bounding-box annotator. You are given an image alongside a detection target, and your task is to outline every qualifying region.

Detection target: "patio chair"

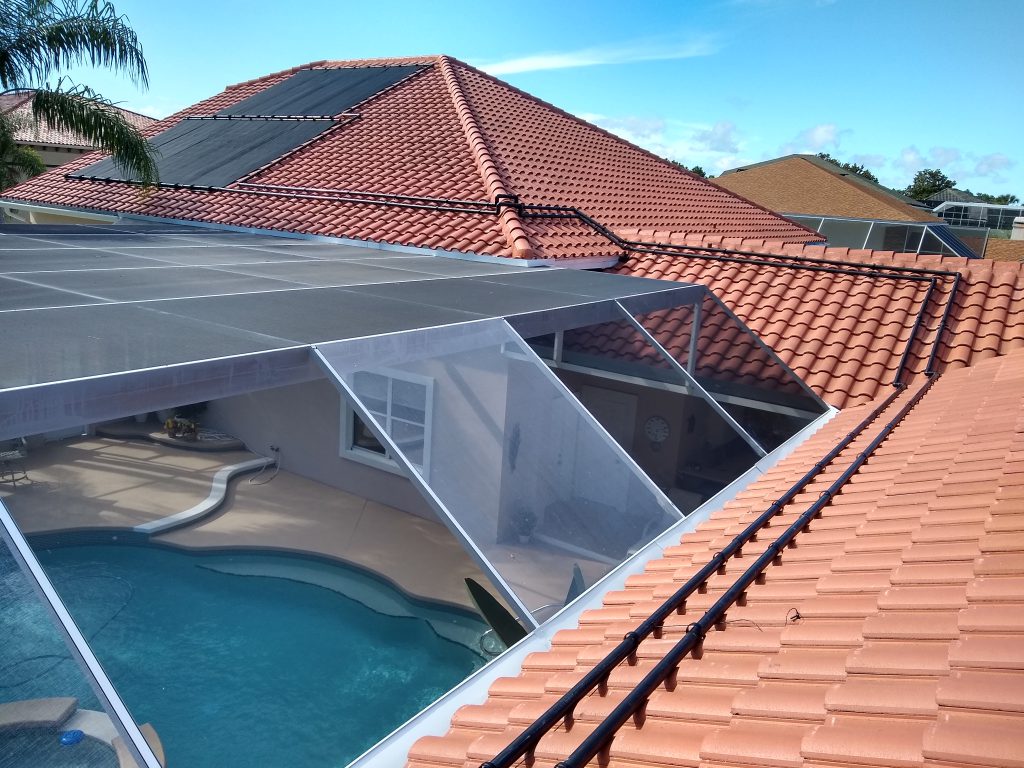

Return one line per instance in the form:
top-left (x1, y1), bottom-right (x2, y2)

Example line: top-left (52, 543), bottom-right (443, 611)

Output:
top-left (0, 438), bottom-right (28, 487)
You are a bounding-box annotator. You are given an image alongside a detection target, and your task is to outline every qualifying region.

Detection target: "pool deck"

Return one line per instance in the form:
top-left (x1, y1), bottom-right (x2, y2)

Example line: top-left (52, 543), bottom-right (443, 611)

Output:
top-left (0, 436), bottom-right (486, 610)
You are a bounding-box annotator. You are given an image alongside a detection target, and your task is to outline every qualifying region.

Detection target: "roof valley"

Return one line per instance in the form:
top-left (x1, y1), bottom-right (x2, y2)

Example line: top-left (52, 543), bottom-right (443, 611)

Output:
top-left (437, 56), bottom-right (537, 259)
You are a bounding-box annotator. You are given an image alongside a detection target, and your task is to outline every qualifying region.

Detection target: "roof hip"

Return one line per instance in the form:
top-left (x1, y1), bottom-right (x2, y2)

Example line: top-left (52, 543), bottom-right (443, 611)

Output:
top-left (437, 55), bottom-right (537, 259)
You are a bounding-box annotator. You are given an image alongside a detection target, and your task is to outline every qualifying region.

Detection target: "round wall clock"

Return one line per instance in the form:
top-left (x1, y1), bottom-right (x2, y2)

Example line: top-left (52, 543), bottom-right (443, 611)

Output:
top-left (644, 415), bottom-right (671, 443)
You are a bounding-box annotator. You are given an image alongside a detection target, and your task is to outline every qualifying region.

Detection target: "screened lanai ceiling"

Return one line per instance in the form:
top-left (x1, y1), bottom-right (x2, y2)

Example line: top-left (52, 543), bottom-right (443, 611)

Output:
top-left (0, 220), bottom-right (827, 612)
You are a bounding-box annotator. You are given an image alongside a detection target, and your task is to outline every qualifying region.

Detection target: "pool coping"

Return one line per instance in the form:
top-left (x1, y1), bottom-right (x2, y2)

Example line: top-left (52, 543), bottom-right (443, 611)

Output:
top-left (132, 457), bottom-right (274, 535)
top-left (0, 698), bottom-right (120, 760)
top-left (29, 533), bottom-right (490, 652)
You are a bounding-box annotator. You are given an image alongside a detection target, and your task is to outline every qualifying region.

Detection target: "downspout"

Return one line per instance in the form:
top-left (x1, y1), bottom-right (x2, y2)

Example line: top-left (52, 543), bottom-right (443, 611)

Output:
top-left (438, 56), bottom-right (538, 259)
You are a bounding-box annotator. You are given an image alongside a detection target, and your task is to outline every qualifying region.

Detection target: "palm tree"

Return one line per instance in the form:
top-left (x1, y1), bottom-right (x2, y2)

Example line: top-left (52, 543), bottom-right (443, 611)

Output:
top-left (0, 110), bottom-right (45, 188)
top-left (0, 0), bottom-right (158, 190)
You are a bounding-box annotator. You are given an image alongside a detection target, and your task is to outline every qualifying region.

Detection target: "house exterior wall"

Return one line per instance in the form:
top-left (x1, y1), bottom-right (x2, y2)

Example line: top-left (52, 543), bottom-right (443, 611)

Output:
top-left (204, 378), bottom-right (435, 521)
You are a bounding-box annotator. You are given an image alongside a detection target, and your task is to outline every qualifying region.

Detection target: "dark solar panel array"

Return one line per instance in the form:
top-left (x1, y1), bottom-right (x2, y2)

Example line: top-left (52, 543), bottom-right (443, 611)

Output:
top-left (74, 118), bottom-right (332, 187)
top-left (931, 224), bottom-right (980, 259)
top-left (218, 66), bottom-right (424, 117)
top-left (72, 65), bottom-right (425, 187)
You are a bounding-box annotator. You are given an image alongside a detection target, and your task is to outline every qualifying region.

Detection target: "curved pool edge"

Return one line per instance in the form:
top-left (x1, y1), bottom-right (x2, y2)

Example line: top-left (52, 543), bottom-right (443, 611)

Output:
top-left (0, 699), bottom-right (120, 766)
top-left (28, 532), bottom-right (491, 656)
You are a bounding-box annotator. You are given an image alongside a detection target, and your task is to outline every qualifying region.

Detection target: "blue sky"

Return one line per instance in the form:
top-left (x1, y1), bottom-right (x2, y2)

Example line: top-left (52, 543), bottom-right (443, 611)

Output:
top-left (69, 0), bottom-right (1023, 196)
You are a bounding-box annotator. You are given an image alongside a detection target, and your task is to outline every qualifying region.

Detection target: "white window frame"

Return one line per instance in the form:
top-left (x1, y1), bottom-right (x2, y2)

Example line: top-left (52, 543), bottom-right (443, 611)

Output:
top-left (340, 369), bottom-right (433, 478)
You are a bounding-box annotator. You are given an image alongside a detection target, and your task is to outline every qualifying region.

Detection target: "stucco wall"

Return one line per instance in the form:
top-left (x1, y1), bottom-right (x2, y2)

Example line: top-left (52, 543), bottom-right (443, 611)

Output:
top-left (204, 377), bottom-right (435, 520)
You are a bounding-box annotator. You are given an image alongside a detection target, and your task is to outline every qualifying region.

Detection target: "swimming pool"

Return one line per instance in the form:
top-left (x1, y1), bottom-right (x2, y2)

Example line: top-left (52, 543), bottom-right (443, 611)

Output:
top-left (6, 544), bottom-right (488, 768)
top-left (0, 730), bottom-right (117, 768)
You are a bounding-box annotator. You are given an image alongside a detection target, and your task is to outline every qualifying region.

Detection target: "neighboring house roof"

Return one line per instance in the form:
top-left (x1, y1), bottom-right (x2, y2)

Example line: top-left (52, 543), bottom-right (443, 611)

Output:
top-left (0, 57), bottom-right (820, 259)
top-left (986, 238), bottom-right (1024, 262)
top-left (0, 89), bottom-right (154, 148)
top-left (408, 347), bottom-right (1024, 768)
top-left (928, 187), bottom-right (987, 204)
top-left (611, 236), bottom-right (1024, 409)
top-left (716, 154), bottom-right (942, 224)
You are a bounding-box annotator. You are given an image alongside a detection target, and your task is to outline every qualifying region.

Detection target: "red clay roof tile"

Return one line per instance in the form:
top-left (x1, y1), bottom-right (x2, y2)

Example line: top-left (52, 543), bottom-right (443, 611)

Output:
top-left (2, 56), bottom-right (817, 261)
top-left (407, 351), bottom-right (1024, 768)
top-left (0, 89), bottom-right (155, 148)
top-left (613, 243), bottom-right (1024, 408)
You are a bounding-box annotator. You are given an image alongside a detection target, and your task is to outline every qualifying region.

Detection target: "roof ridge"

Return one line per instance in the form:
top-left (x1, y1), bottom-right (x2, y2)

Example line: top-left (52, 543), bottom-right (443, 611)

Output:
top-left (444, 57), bottom-right (820, 244)
top-left (223, 56), bottom-right (443, 92)
top-left (225, 61), bottom-right (332, 90)
top-left (438, 55), bottom-right (536, 259)
top-left (0, 89), bottom-right (34, 114)
top-left (795, 156), bottom-right (941, 223)
top-left (451, 56), bottom-right (719, 182)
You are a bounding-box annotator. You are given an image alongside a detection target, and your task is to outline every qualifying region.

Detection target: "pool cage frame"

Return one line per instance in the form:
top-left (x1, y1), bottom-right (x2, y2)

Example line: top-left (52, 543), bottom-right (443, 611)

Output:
top-left (0, 282), bottom-right (827, 766)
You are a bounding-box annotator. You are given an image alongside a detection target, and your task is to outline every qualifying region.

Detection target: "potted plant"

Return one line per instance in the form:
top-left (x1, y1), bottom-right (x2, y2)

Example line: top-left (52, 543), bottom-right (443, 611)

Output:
top-left (511, 504), bottom-right (537, 544)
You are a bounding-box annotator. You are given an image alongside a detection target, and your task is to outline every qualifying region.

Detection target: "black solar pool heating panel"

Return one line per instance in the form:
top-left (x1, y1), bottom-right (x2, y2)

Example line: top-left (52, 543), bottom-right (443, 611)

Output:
top-left (216, 65), bottom-right (425, 117)
top-left (932, 225), bottom-right (979, 259)
top-left (74, 118), bottom-right (332, 187)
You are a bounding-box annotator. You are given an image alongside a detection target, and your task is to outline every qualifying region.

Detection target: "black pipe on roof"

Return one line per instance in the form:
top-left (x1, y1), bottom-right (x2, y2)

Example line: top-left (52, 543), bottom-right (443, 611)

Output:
top-left (528, 376), bottom-right (934, 768)
top-left (478, 381), bottom-right (910, 768)
top-left (52, 180), bottom-right (963, 382)
top-left (926, 272), bottom-right (961, 376)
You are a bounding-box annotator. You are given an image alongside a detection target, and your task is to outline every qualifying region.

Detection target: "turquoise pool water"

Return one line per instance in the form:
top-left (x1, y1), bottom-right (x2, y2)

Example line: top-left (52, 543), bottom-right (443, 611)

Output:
top-left (0, 731), bottom-right (117, 768)
top-left (5, 545), bottom-right (487, 768)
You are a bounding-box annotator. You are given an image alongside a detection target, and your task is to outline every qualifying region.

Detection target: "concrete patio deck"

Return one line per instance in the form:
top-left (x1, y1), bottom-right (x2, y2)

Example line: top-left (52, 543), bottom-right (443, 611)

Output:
top-left (0, 436), bottom-right (486, 610)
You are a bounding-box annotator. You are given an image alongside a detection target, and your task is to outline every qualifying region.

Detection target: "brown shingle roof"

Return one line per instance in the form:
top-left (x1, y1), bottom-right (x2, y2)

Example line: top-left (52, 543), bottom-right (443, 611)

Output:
top-left (716, 155), bottom-right (941, 224)
top-left (985, 238), bottom-right (1024, 263)
top-left (0, 90), bottom-right (154, 148)
top-left (1, 57), bottom-right (820, 257)
top-left (407, 348), bottom-right (1024, 768)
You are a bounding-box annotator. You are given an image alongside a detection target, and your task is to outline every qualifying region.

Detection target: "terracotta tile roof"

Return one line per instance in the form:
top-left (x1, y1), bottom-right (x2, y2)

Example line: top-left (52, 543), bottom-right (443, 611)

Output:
top-left (0, 89), bottom-right (155, 148)
top-left (407, 349), bottom-right (1024, 768)
top-left (985, 239), bottom-right (1024, 263)
top-left (564, 296), bottom-right (811, 400)
top-left (716, 155), bottom-right (942, 224)
top-left (1, 57), bottom-right (819, 258)
top-left (610, 237), bottom-right (1024, 409)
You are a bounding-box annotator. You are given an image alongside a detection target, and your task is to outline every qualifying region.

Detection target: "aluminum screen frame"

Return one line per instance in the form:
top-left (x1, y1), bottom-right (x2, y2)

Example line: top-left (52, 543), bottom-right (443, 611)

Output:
top-left (621, 292), bottom-right (828, 418)
top-left (0, 500), bottom-right (163, 768)
top-left (314, 318), bottom-right (683, 627)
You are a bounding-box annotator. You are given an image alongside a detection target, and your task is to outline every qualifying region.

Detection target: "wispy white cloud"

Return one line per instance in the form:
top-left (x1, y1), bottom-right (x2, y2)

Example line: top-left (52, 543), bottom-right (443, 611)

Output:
top-left (973, 153), bottom-right (1014, 181)
top-left (694, 121), bottom-right (740, 153)
top-left (893, 145), bottom-right (926, 174)
top-left (851, 153), bottom-right (887, 169)
top-left (779, 123), bottom-right (843, 154)
top-left (578, 112), bottom-right (751, 173)
top-left (478, 36), bottom-right (718, 76)
top-left (930, 146), bottom-right (962, 167)
top-left (876, 146), bottom-right (1018, 190)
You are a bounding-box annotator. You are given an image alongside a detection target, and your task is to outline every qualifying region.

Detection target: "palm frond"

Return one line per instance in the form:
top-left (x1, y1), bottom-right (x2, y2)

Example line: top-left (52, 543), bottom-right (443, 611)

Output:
top-left (0, 111), bottom-right (46, 190)
top-left (32, 83), bottom-right (158, 185)
top-left (1, 1), bottom-right (148, 91)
